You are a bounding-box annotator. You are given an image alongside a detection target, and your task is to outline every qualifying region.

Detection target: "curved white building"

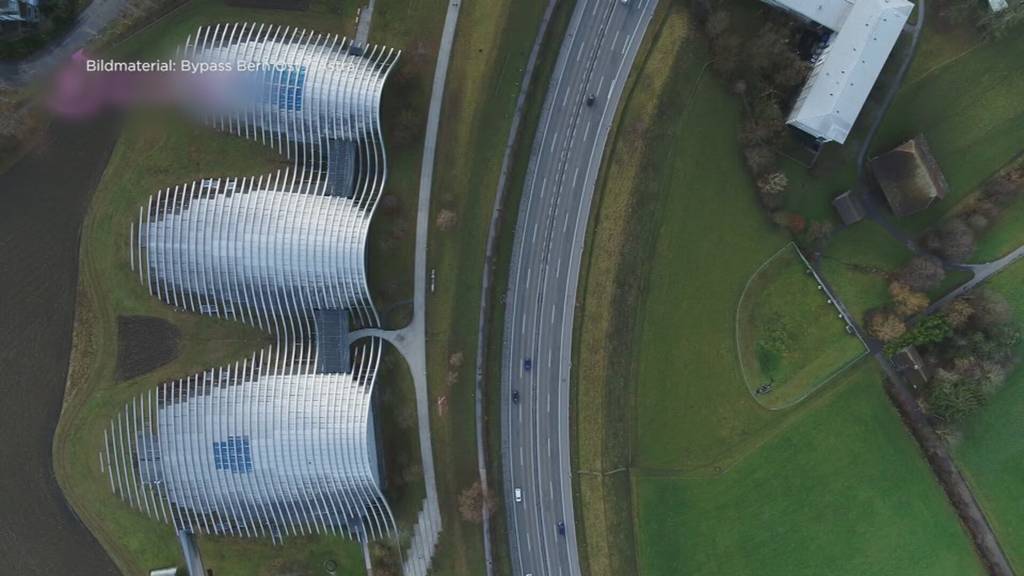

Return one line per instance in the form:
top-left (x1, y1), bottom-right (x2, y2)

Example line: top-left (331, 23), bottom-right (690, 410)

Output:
top-left (106, 25), bottom-right (402, 543)
top-left (104, 346), bottom-right (391, 540)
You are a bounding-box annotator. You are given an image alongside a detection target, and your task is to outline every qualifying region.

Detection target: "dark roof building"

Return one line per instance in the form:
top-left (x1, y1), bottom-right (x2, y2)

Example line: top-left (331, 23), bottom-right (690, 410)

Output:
top-left (892, 345), bottom-right (930, 390)
top-left (871, 135), bottom-right (949, 217)
top-left (832, 190), bottom-right (866, 225)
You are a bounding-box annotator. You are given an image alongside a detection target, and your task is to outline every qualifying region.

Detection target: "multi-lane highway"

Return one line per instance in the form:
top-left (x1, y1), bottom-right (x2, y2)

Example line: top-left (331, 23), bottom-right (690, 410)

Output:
top-left (501, 0), bottom-right (658, 574)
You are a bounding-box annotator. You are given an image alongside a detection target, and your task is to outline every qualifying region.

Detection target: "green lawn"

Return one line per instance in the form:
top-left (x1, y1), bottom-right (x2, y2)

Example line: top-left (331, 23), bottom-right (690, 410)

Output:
top-left (630, 44), bottom-right (796, 473)
top-left (871, 22), bottom-right (1024, 234)
top-left (736, 244), bottom-right (866, 409)
top-left (952, 260), bottom-right (1024, 571)
top-left (635, 362), bottom-right (984, 576)
top-left (819, 221), bottom-right (912, 322)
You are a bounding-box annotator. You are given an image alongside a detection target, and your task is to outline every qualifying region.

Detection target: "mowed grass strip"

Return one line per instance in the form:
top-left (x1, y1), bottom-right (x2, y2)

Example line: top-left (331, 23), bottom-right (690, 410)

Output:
top-left (736, 244), bottom-right (865, 409)
top-left (574, 5), bottom-right (694, 574)
top-left (421, 0), bottom-right (549, 574)
top-left (635, 362), bottom-right (984, 576)
top-left (953, 260), bottom-right (1024, 571)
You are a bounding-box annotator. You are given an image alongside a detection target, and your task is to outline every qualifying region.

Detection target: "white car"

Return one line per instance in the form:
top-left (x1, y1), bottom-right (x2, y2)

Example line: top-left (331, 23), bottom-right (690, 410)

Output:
top-left (514, 487), bottom-right (523, 503)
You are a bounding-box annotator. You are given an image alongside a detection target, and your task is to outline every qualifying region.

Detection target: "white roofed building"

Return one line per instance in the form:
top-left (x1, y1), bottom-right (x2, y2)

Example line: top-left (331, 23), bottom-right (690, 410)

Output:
top-left (763, 0), bottom-right (914, 143)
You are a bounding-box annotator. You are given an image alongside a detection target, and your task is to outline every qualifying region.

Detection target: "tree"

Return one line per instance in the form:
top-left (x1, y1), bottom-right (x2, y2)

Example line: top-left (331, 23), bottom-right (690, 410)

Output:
top-left (969, 288), bottom-right (1013, 331)
top-left (757, 171), bottom-right (788, 210)
top-left (706, 9), bottom-right (731, 38)
top-left (710, 34), bottom-right (742, 79)
top-left (928, 375), bottom-right (985, 423)
top-left (926, 218), bottom-right (976, 262)
top-left (981, 1), bottom-right (1024, 38)
top-left (866, 308), bottom-right (907, 342)
top-left (743, 145), bottom-right (776, 177)
top-left (897, 255), bottom-right (946, 292)
top-left (458, 481), bottom-right (496, 523)
top-left (804, 220), bottom-right (834, 245)
top-left (943, 298), bottom-right (974, 329)
top-left (435, 208), bottom-right (458, 231)
top-left (889, 281), bottom-right (930, 317)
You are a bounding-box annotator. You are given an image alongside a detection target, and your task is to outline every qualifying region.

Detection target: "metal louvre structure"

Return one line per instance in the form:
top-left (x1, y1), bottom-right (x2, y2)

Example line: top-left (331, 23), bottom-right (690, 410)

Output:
top-left (103, 344), bottom-right (391, 540)
top-left (105, 25), bottom-right (402, 543)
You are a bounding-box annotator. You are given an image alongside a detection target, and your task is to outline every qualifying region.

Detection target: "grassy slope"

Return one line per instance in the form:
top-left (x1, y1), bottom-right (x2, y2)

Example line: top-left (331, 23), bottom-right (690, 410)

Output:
top-left (635, 362), bottom-right (983, 576)
top-left (630, 40), bottom-right (795, 473)
top-left (953, 261), bottom-right (1024, 571)
top-left (421, 0), bottom-right (549, 574)
top-left (573, 5), bottom-right (694, 574)
top-left (737, 245), bottom-right (865, 409)
top-left (480, 1), bottom-right (579, 574)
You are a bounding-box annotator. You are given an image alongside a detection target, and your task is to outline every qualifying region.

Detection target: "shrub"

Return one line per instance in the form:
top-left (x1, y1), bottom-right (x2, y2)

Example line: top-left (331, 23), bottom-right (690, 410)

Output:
top-left (896, 254), bottom-right (946, 292)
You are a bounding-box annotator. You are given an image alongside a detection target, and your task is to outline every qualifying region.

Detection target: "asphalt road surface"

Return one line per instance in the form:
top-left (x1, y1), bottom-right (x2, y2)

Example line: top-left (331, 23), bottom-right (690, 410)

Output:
top-left (501, 0), bottom-right (658, 575)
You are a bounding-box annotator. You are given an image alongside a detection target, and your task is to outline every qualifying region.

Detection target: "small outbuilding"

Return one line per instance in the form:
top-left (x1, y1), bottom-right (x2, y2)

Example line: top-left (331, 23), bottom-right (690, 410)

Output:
top-left (832, 190), bottom-right (866, 225)
top-left (870, 135), bottom-right (949, 217)
top-left (892, 345), bottom-right (930, 390)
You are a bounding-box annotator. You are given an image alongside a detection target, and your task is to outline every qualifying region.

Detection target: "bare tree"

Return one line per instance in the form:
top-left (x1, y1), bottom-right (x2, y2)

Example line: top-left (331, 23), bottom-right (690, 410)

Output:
top-left (436, 208), bottom-right (458, 231)
top-left (896, 254), bottom-right (946, 292)
top-left (458, 481), bottom-right (496, 523)
top-left (866, 308), bottom-right (907, 342)
top-left (889, 281), bottom-right (930, 317)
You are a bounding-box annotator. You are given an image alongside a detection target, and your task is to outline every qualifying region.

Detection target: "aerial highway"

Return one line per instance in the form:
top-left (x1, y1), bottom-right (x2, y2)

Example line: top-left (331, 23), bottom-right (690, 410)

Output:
top-left (501, 0), bottom-right (658, 574)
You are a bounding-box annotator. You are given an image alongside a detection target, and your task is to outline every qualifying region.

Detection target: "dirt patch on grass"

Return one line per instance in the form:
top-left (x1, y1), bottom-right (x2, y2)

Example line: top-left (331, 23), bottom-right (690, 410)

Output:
top-left (116, 315), bottom-right (181, 381)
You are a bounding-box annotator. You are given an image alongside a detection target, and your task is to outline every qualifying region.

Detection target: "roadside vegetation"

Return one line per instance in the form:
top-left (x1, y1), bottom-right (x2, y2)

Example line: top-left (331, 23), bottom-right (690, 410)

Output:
top-left (421, 0), bottom-right (553, 574)
top-left (953, 259), bottom-right (1024, 572)
top-left (736, 244), bottom-right (865, 409)
top-left (574, 5), bottom-right (697, 573)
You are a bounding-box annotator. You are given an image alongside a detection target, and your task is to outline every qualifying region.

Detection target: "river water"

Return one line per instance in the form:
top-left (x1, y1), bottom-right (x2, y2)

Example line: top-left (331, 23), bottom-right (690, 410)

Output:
top-left (0, 117), bottom-right (120, 575)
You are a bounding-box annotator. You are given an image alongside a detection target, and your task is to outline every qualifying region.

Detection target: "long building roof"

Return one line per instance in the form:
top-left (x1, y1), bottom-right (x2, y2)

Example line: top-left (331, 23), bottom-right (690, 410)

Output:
top-left (774, 0), bottom-right (913, 143)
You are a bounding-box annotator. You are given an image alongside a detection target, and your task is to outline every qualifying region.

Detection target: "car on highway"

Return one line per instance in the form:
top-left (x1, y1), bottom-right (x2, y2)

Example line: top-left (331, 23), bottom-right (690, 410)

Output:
top-left (523, 358), bottom-right (532, 371)
top-left (586, 94), bottom-right (596, 106)
top-left (557, 521), bottom-right (565, 536)
top-left (512, 389), bottom-right (520, 404)
top-left (515, 488), bottom-right (523, 503)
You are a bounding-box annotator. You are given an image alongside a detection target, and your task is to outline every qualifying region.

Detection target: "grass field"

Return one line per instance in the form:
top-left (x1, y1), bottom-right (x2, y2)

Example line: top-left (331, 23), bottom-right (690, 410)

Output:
top-left (419, 0), bottom-right (551, 574)
top-left (635, 362), bottom-right (984, 576)
top-left (629, 42), bottom-right (796, 473)
top-left (736, 244), bottom-right (865, 409)
top-left (952, 261), bottom-right (1024, 572)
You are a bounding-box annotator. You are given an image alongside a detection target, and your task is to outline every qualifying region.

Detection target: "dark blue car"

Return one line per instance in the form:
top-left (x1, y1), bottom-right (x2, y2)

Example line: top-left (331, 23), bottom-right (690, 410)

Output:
top-left (524, 358), bottom-right (532, 371)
